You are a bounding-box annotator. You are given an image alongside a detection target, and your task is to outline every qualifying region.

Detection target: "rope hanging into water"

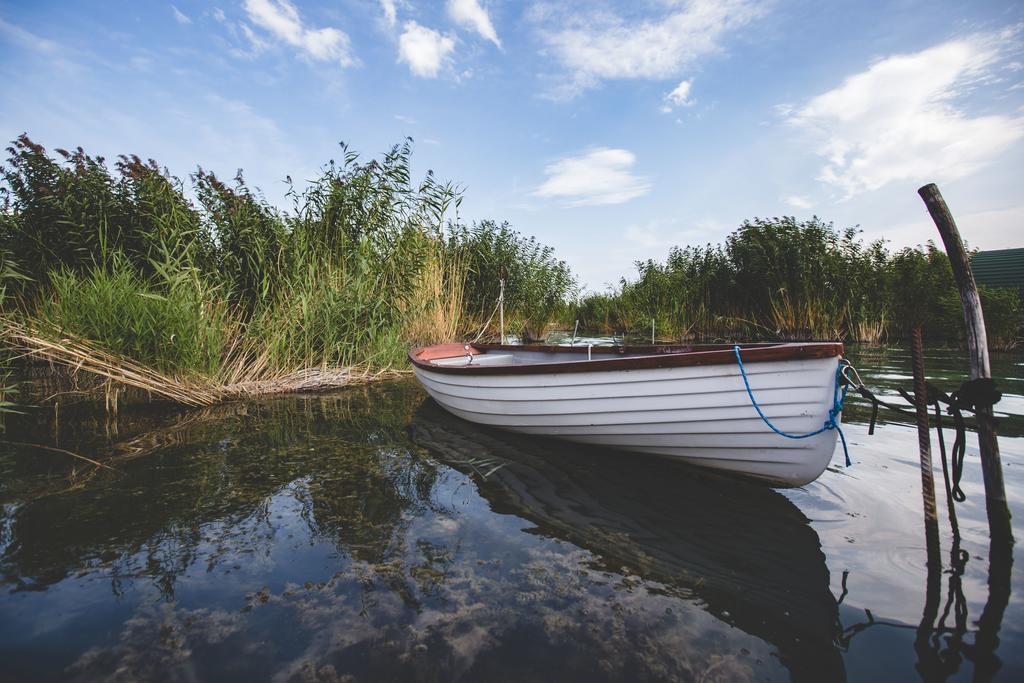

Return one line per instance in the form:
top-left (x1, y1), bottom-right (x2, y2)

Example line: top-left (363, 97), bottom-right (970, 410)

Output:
top-left (733, 345), bottom-right (851, 467)
top-left (854, 377), bottom-right (1001, 504)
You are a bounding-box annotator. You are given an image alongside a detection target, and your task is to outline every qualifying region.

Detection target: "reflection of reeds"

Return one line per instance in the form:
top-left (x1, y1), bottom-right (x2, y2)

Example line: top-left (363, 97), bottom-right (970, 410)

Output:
top-left (0, 381), bottom-right (440, 599)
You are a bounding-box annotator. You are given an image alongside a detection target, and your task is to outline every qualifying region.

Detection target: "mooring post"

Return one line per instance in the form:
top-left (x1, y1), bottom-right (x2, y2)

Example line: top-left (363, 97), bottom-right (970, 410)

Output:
top-left (910, 326), bottom-right (943, 680)
top-left (911, 327), bottom-right (942, 565)
top-left (917, 183), bottom-right (1011, 540)
top-left (499, 278), bottom-right (505, 345)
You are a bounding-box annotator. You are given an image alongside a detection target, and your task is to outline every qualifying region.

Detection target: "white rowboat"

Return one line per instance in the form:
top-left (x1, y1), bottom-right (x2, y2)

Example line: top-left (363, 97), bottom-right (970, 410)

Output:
top-left (409, 342), bottom-right (845, 486)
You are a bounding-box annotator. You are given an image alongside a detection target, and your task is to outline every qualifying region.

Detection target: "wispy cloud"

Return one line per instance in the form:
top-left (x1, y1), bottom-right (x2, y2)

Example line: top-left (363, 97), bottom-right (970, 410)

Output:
top-left (785, 29), bottom-right (1024, 198)
top-left (171, 5), bottom-right (192, 26)
top-left (0, 17), bottom-right (62, 55)
top-left (783, 195), bottom-right (813, 210)
top-left (0, 17), bottom-right (91, 76)
top-left (664, 79), bottom-right (693, 108)
top-left (537, 0), bottom-right (762, 98)
top-left (242, 0), bottom-right (353, 65)
top-left (624, 220), bottom-right (707, 250)
top-left (448, 0), bottom-right (500, 47)
top-left (535, 148), bottom-right (651, 206)
top-left (379, 0), bottom-right (397, 28)
top-left (398, 21), bottom-right (455, 78)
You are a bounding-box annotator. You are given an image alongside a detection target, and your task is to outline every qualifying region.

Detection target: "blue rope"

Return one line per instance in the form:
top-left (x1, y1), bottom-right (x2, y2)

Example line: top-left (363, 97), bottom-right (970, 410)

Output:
top-left (733, 345), bottom-right (851, 467)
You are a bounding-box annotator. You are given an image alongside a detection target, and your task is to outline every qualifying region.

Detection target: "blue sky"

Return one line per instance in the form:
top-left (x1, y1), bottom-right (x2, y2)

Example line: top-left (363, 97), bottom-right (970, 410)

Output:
top-left (1, 0), bottom-right (1023, 290)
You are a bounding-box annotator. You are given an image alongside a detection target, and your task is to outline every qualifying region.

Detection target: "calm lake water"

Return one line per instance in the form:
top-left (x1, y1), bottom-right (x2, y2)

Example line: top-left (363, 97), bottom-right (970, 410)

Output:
top-left (1, 346), bottom-right (1023, 682)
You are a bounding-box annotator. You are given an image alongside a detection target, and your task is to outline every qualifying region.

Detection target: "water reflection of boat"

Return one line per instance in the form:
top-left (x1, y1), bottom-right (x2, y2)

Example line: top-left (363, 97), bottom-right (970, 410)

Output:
top-left (409, 342), bottom-right (844, 485)
top-left (409, 400), bottom-right (846, 682)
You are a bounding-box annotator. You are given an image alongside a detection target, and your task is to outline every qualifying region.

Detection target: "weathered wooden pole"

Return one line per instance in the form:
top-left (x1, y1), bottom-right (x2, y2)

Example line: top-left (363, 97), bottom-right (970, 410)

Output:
top-left (910, 327), bottom-right (942, 565)
top-left (917, 183), bottom-right (1011, 540)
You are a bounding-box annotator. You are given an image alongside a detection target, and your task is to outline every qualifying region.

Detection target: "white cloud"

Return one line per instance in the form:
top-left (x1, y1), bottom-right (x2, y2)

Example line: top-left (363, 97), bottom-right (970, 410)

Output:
top-left (535, 148), bottom-right (651, 206)
top-left (380, 0), bottom-right (397, 28)
top-left (171, 5), bottom-right (192, 25)
top-left (398, 21), bottom-right (455, 78)
top-left (783, 195), bottom-right (813, 210)
top-left (786, 31), bottom-right (1024, 198)
top-left (665, 79), bottom-right (693, 107)
top-left (243, 0), bottom-right (353, 65)
top-left (448, 0), bottom-right (500, 47)
top-left (538, 0), bottom-right (761, 96)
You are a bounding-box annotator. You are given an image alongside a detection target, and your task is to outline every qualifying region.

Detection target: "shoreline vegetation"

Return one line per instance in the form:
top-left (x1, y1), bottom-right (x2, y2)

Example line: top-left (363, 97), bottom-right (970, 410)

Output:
top-left (576, 218), bottom-right (1021, 348)
top-left (0, 135), bottom-right (1020, 410)
top-left (0, 135), bottom-right (574, 407)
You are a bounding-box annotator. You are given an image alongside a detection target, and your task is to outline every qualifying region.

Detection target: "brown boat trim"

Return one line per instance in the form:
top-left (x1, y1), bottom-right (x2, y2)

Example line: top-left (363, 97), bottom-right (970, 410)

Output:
top-left (408, 341), bottom-right (844, 376)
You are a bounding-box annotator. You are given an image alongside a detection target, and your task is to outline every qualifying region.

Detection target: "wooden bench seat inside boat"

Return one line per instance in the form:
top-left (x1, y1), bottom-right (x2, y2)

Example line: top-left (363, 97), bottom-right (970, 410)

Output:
top-left (430, 353), bottom-right (515, 367)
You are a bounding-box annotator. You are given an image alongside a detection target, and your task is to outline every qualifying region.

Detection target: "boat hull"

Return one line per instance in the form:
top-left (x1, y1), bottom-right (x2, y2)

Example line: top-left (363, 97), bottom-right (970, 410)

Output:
top-left (412, 352), bottom-right (841, 486)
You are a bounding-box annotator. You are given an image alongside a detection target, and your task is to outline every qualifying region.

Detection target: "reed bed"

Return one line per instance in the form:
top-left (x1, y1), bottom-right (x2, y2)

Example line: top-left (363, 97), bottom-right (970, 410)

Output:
top-left (0, 135), bottom-right (578, 406)
top-left (574, 217), bottom-right (1021, 348)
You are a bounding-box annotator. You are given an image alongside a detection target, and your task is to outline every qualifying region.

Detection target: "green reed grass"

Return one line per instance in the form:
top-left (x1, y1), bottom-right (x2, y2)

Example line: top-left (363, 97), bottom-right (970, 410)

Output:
top-left (576, 217), bottom-right (1021, 348)
top-left (0, 135), bottom-right (578, 396)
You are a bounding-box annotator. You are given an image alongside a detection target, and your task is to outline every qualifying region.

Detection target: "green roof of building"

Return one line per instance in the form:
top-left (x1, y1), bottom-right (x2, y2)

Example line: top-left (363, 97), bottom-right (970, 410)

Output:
top-left (971, 248), bottom-right (1024, 291)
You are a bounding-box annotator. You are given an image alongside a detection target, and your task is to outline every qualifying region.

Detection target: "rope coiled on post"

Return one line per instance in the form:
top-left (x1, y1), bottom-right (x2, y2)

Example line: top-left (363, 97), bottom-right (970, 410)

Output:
top-left (733, 346), bottom-right (851, 467)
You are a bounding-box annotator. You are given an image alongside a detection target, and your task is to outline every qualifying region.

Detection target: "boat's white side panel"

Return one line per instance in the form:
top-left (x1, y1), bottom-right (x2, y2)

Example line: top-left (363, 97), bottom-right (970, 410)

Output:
top-left (413, 356), bottom-right (841, 486)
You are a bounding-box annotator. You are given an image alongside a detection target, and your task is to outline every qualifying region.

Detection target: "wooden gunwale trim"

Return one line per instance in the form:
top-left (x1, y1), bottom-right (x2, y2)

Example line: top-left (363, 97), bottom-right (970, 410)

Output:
top-left (408, 342), bottom-right (844, 376)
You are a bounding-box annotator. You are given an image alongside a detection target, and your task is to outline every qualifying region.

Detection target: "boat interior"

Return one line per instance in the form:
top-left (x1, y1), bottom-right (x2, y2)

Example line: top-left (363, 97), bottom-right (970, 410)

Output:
top-left (415, 342), bottom-right (787, 368)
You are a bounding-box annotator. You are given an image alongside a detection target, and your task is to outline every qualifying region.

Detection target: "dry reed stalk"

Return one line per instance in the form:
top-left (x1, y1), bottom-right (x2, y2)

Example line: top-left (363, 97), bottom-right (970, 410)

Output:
top-left (403, 245), bottom-right (467, 344)
top-left (4, 320), bottom-right (220, 405)
top-left (2, 319), bottom-right (386, 407)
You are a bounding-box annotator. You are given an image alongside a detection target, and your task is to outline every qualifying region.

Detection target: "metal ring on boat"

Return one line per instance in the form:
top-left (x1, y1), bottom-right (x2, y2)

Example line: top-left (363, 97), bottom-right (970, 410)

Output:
top-left (839, 360), bottom-right (864, 390)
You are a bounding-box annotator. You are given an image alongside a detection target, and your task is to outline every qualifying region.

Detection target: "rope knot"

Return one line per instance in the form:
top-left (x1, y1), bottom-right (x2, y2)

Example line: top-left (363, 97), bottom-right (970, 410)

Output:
top-left (950, 378), bottom-right (1001, 412)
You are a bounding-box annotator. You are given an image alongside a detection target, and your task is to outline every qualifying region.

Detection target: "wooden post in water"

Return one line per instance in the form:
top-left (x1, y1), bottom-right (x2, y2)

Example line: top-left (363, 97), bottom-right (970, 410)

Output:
top-left (910, 327), bottom-right (942, 563)
top-left (917, 183), bottom-right (1011, 540)
top-left (910, 327), bottom-right (943, 680)
top-left (920, 183), bottom-right (1014, 681)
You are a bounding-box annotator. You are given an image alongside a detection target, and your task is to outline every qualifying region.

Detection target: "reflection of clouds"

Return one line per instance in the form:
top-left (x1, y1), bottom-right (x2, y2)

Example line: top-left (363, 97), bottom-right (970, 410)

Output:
top-left (68, 604), bottom-right (245, 681)
top-left (431, 516), bottom-right (460, 533)
top-left (69, 516), bottom-right (782, 682)
top-left (9, 384), bottom-right (802, 681)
